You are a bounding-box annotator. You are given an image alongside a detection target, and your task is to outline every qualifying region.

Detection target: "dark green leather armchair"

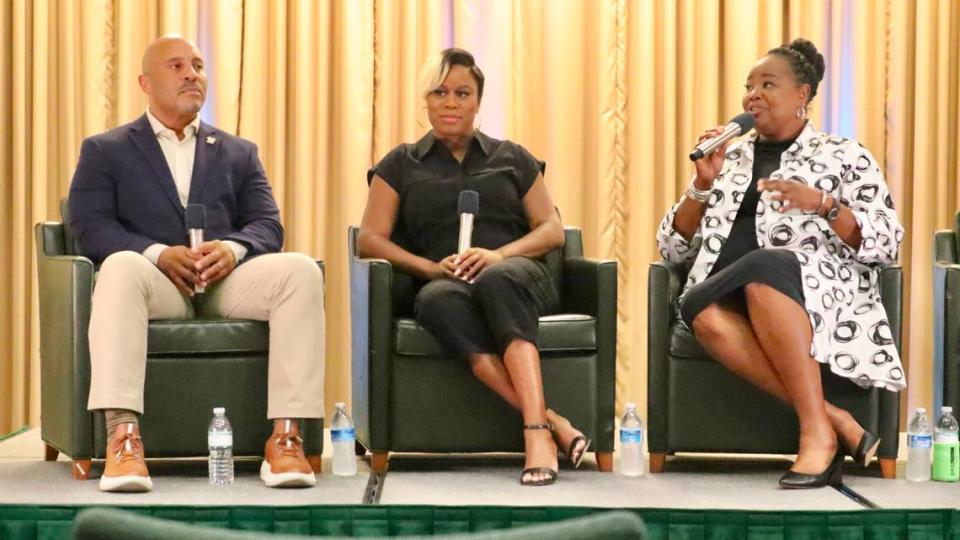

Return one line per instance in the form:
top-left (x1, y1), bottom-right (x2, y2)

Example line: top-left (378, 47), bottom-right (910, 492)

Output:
top-left (934, 214), bottom-right (960, 416)
top-left (349, 226), bottom-right (617, 472)
top-left (35, 203), bottom-right (323, 480)
top-left (647, 260), bottom-right (902, 479)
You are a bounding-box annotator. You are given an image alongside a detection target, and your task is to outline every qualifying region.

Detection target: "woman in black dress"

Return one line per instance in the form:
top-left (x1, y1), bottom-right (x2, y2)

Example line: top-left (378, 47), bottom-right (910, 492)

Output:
top-left (358, 49), bottom-right (588, 486)
top-left (657, 39), bottom-right (904, 488)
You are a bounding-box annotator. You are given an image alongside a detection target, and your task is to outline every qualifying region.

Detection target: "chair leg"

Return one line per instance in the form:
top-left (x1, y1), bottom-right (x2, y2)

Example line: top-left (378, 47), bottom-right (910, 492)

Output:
top-left (44, 443), bottom-right (59, 462)
top-left (72, 459), bottom-right (92, 480)
top-left (649, 452), bottom-right (666, 473)
top-left (371, 451), bottom-right (389, 473)
top-left (879, 457), bottom-right (896, 479)
top-left (307, 454), bottom-right (322, 474)
top-left (355, 440), bottom-right (367, 456)
top-left (595, 451), bottom-right (613, 472)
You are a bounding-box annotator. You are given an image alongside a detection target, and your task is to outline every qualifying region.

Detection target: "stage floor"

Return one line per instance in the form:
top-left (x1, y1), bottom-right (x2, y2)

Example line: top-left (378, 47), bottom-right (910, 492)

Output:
top-left (1, 428), bottom-right (957, 511)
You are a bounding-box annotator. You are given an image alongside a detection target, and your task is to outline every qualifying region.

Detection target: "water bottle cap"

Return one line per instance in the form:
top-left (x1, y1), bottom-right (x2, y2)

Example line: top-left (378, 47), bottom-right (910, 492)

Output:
top-left (335, 402), bottom-right (346, 409)
top-left (943, 406), bottom-right (953, 414)
top-left (625, 402), bottom-right (637, 410)
top-left (916, 407), bottom-right (926, 413)
top-left (213, 407), bottom-right (225, 415)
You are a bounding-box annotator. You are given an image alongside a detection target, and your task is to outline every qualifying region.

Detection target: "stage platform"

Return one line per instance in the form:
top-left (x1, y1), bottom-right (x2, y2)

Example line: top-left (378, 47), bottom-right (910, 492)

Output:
top-left (2, 428), bottom-right (959, 538)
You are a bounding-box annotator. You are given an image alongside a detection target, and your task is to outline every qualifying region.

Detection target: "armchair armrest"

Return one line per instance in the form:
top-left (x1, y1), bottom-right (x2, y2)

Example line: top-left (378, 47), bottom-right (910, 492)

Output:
top-left (877, 266), bottom-right (902, 459)
top-left (562, 256), bottom-right (617, 451)
top-left (35, 223), bottom-right (96, 458)
top-left (934, 261), bottom-right (960, 416)
top-left (348, 228), bottom-right (395, 450)
top-left (647, 260), bottom-right (686, 452)
top-left (562, 257), bottom-right (616, 316)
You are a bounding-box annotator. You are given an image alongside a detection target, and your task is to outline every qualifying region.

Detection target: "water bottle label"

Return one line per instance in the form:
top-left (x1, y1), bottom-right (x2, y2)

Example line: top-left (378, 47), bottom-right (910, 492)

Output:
top-left (932, 442), bottom-right (959, 481)
top-left (208, 432), bottom-right (232, 448)
top-left (332, 427), bottom-right (355, 443)
top-left (620, 428), bottom-right (642, 444)
top-left (909, 434), bottom-right (932, 448)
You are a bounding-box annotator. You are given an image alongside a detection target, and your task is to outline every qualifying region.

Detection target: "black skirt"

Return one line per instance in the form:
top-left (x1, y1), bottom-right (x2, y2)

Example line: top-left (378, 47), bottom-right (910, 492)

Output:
top-left (679, 248), bottom-right (806, 328)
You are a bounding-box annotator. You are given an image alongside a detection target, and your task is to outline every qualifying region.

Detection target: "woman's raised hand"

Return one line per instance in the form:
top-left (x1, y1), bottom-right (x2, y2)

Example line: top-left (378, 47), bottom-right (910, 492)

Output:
top-left (758, 178), bottom-right (826, 213)
top-left (692, 126), bottom-right (729, 186)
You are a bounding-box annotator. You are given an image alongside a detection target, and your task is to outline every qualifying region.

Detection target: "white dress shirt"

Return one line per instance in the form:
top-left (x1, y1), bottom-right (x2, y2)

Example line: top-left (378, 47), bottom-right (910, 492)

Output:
top-left (142, 109), bottom-right (247, 266)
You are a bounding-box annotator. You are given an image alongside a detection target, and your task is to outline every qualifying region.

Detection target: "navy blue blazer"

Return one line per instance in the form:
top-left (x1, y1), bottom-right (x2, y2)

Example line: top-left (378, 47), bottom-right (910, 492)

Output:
top-left (68, 114), bottom-right (283, 265)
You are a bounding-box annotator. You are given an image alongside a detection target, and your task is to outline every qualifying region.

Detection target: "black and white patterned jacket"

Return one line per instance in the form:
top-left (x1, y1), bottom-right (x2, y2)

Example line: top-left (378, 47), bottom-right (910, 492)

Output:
top-left (657, 122), bottom-right (906, 392)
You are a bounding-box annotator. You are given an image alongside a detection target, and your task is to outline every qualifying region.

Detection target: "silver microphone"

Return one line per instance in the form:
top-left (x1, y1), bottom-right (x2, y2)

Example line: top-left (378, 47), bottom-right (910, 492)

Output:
top-left (689, 112), bottom-right (756, 161)
top-left (457, 190), bottom-right (479, 254)
top-left (185, 204), bottom-right (206, 294)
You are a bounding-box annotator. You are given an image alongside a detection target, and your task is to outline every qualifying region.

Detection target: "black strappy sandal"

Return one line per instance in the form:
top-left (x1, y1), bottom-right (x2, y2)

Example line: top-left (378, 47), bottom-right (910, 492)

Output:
top-left (565, 434), bottom-right (592, 469)
top-left (520, 423), bottom-right (559, 486)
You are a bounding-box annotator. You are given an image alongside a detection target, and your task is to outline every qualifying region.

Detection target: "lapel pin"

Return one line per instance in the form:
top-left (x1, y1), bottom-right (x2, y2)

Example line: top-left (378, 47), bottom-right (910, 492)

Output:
top-left (206, 136), bottom-right (216, 144)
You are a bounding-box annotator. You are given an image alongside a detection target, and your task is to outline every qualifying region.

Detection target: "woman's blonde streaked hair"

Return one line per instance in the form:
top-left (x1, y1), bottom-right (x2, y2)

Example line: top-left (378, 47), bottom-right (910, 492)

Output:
top-left (418, 48), bottom-right (485, 101)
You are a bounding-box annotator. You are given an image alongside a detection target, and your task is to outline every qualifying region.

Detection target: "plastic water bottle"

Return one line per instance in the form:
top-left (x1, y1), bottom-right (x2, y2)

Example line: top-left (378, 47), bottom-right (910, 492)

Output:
top-left (932, 406), bottom-right (959, 482)
top-left (906, 407), bottom-right (932, 482)
top-left (331, 402), bottom-right (357, 476)
top-left (208, 407), bottom-right (234, 485)
top-left (620, 402), bottom-right (644, 477)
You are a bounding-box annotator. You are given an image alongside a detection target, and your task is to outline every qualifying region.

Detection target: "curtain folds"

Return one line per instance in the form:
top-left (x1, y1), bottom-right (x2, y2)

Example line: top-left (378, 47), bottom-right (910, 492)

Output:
top-left (2, 0), bottom-right (958, 435)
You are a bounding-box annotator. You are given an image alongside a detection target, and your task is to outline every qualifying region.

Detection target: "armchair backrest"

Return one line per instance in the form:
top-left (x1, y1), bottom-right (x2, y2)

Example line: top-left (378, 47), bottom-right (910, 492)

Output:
top-left (949, 211), bottom-right (960, 262)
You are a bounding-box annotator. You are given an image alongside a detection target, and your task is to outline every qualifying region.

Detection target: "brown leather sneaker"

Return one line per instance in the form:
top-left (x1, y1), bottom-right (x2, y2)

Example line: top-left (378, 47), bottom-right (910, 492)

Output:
top-left (260, 420), bottom-right (316, 488)
top-left (99, 422), bottom-right (153, 492)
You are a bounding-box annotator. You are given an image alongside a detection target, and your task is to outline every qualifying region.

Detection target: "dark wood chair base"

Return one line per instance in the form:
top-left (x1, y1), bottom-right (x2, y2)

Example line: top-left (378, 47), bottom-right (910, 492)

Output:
top-left (72, 459), bottom-right (92, 480)
top-left (595, 451), bottom-right (613, 472)
top-left (44, 443), bottom-right (59, 462)
top-left (879, 457), bottom-right (896, 479)
top-left (307, 454), bottom-right (322, 474)
top-left (371, 451), bottom-right (389, 473)
top-left (649, 452), bottom-right (666, 473)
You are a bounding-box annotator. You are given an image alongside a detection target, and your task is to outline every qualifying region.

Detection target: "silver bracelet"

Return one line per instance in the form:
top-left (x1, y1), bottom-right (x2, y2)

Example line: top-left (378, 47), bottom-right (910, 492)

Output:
top-left (686, 181), bottom-right (712, 203)
top-left (815, 190), bottom-right (828, 216)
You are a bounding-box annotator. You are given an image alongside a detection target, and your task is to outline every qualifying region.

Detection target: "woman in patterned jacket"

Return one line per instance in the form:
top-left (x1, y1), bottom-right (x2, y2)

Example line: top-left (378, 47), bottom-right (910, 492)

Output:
top-left (656, 38), bottom-right (904, 489)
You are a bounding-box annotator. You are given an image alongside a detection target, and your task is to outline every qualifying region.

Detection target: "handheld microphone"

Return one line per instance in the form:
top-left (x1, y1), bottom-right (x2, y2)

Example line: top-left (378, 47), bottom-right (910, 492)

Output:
top-left (689, 112), bottom-right (756, 161)
top-left (457, 190), bottom-right (479, 254)
top-left (185, 204), bottom-right (206, 294)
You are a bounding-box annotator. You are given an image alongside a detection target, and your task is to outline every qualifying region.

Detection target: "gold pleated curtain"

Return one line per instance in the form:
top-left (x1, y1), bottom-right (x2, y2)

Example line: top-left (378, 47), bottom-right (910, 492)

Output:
top-left (2, 0), bottom-right (960, 436)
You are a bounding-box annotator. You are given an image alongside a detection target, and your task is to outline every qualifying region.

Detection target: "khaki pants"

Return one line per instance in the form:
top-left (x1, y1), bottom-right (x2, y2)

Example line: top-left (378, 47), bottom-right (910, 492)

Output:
top-left (86, 251), bottom-right (325, 419)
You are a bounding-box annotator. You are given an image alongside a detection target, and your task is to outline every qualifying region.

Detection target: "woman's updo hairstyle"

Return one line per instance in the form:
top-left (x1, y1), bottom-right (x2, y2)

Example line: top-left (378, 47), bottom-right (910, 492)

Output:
top-left (767, 38), bottom-right (825, 103)
top-left (418, 48), bottom-right (485, 102)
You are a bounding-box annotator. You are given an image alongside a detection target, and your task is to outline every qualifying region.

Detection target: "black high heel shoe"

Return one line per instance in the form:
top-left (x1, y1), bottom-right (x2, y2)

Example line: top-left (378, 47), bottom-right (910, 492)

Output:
top-left (564, 435), bottom-right (592, 469)
top-left (847, 430), bottom-right (880, 468)
top-left (520, 423), bottom-right (559, 486)
top-left (779, 450), bottom-right (844, 489)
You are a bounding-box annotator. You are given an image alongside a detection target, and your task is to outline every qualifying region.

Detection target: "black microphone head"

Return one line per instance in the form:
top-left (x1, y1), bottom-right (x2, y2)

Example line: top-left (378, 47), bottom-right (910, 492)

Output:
top-left (185, 204), bottom-right (206, 229)
top-left (731, 112), bottom-right (756, 133)
top-left (458, 190), bottom-right (479, 215)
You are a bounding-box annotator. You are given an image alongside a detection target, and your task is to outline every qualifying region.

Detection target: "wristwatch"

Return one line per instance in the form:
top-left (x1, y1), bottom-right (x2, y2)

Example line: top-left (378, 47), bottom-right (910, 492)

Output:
top-left (824, 197), bottom-right (841, 223)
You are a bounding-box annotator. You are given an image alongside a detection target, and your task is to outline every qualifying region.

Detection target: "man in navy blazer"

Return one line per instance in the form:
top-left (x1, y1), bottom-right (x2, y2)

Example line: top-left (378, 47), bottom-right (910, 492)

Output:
top-left (69, 36), bottom-right (325, 492)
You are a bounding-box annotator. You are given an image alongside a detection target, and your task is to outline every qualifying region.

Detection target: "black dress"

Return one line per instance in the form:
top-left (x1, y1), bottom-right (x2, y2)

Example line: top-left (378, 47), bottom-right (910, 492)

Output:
top-left (679, 137), bottom-right (806, 328)
top-left (368, 131), bottom-right (559, 359)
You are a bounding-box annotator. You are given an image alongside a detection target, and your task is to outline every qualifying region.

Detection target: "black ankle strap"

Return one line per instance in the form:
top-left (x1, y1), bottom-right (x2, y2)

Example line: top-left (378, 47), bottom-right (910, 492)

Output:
top-left (523, 423), bottom-right (555, 431)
